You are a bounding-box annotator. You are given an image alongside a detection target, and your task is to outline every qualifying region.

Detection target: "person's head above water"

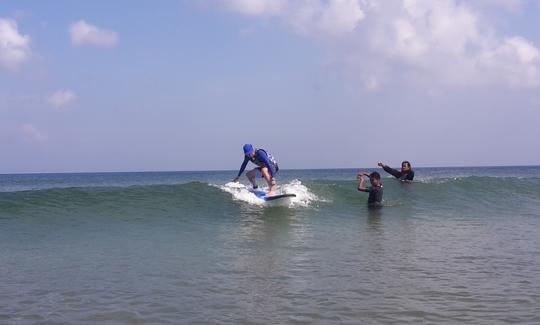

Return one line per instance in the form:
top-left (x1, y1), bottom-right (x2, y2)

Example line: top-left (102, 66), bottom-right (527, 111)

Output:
top-left (401, 161), bottom-right (412, 173)
top-left (243, 144), bottom-right (255, 157)
top-left (369, 172), bottom-right (381, 187)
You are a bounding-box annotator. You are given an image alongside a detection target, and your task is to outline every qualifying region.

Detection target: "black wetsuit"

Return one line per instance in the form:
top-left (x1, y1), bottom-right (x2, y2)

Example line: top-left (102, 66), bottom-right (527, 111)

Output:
top-left (358, 185), bottom-right (383, 207)
top-left (382, 165), bottom-right (414, 181)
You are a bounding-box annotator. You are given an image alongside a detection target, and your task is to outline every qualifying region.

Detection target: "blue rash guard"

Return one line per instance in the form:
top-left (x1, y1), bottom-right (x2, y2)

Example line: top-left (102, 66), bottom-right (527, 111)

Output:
top-left (237, 149), bottom-right (278, 178)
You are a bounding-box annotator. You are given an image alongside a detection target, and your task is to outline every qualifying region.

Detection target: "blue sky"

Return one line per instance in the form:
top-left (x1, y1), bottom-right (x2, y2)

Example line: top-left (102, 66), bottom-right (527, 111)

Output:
top-left (1, 0), bottom-right (540, 173)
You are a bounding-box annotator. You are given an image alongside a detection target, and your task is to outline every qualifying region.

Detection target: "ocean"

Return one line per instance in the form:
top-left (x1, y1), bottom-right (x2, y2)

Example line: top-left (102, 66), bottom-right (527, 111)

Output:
top-left (1, 166), bottom-right (540, 324)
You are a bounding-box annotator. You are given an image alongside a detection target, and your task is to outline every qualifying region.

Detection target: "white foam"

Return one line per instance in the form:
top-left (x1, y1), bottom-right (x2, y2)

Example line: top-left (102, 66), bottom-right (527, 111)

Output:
top-left (223, 181), bottom-right (245, 189)
top-left (220, 182), bottom-right (265, 205)
top-left (414, 176), bottom-right (460, 184)
top-left (280, 179), bottom-right (319, 207)
top-left (218, 179), bottom-right (318, 207)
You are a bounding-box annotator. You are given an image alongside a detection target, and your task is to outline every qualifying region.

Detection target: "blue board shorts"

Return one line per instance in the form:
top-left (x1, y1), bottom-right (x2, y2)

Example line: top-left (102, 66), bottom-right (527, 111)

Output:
top-left (253, 164), bottom-right (279, 178)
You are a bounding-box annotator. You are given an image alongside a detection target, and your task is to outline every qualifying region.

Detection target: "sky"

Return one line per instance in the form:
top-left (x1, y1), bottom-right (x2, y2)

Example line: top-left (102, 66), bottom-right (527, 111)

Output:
top-left (1, 0), bottom-right (540, 173)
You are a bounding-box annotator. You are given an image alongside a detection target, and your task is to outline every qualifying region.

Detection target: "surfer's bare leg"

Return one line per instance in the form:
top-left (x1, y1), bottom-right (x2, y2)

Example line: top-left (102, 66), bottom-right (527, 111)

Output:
top-left (261, 167), bottom-right (276, 195)
top-left (246, 169), bottom-right (258, 188)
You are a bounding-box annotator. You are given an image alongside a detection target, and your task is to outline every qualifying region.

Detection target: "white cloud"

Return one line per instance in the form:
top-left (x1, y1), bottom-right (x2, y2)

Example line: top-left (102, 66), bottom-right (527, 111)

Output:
top-left (47, 90), bottom-right (77, 111)
top-left (20, 123), bottom-right (47, 144)
top-left (369, 0), bottom-right (540, 88)
top-left (467, 0), bottom-right (538, 12)
top-left (216, 0), bottom-right (365, 36)
top-left (291, 0), bottom-right (366, 35)
top-left (365, 0), bottom-right (485, 85)
top-left (364, 75), bottom-right (382, 91)
top-left (220, 0), bottom-right (287, 16)
top-left (69, 20), bottom-right (118, 47)
top-left (216, 0), bottom-right (540, 89)
top-left (478, 36), bottom-right (540, 87)
top-left (0, 18), bottom-right (31, 70)
top-left (472, 0), bottom-right (521, 10)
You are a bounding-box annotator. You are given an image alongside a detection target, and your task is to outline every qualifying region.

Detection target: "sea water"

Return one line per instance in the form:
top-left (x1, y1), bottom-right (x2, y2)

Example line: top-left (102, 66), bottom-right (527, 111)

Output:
top-left (1, 167), bottom-right (540, 324)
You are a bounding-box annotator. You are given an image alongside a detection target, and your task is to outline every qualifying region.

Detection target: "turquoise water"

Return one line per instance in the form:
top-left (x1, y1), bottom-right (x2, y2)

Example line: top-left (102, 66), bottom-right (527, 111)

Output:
top-left (1, 167), bottom-right (540, 324)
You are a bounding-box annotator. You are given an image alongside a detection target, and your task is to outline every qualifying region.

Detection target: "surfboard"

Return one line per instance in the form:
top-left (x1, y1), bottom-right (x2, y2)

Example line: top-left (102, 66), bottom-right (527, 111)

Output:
top-left (264, 193), bottom-right (297, 201)
top-left (250, 189), bottom-right (296, 201)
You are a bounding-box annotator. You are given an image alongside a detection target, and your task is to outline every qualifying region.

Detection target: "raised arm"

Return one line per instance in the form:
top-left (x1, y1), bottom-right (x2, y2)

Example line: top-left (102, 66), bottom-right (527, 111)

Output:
top-left (357, 172), bottom-right (370, 192)
top-left (378, 162), bottom-right (401, 179)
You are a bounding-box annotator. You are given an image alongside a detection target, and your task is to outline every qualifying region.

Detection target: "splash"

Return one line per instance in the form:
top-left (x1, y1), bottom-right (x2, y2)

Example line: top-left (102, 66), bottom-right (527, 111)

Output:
top-left (280, 179), bottom-right (319, 207)
top-left (218, 179), bottom-right (318, 207)
top-left (220, 181), bottom-right (265, 206)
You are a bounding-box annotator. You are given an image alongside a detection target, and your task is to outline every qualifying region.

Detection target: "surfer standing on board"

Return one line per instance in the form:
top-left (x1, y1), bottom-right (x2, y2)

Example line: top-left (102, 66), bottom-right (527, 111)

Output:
top-left (233, 144), bottom-right (279, 196)
top-left (378, 160), bottom-right (415, 181)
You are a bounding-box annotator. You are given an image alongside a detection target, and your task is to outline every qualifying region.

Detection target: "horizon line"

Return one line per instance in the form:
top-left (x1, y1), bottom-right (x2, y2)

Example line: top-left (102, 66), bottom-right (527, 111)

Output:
top-left (1, 164), bottom-right (540, 176)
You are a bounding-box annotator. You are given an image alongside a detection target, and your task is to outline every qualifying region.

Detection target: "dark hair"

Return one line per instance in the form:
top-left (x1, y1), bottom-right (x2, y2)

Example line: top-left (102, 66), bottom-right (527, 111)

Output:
top-left (402, 161), bottom-right (411, 167)
top-left (369, 172), bottom-right (381, 180)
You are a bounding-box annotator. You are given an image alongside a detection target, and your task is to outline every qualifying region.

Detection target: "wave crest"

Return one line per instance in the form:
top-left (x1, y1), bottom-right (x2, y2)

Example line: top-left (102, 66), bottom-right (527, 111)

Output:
top-left (218, 179), bottom-right (318, 207)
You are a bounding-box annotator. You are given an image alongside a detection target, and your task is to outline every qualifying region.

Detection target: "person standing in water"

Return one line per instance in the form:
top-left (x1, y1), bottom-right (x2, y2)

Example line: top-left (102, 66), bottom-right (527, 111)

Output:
top-left (378, 160), bottom-right (415, 181)
top-left (357, 171), bottom-right (383, 208)
top-left (233, 144), bottom-right (279, 196)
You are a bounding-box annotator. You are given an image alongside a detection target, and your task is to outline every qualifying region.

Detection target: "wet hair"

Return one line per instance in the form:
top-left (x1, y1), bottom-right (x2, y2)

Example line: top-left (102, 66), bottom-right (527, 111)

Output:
top-left (402, 161), bottom-right (411, 168)
top-left (369, 172), bottom-right (381, 180)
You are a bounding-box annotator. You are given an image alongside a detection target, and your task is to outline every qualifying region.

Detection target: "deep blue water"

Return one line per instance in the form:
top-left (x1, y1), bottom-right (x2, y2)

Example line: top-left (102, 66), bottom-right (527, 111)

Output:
top-left (1, 167), bottom-right (540, 324)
